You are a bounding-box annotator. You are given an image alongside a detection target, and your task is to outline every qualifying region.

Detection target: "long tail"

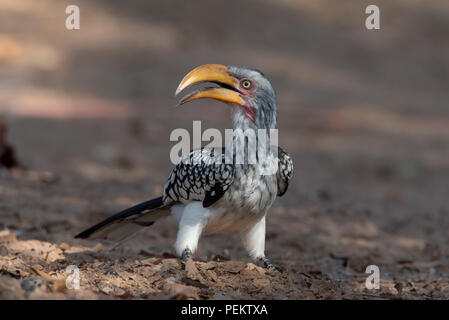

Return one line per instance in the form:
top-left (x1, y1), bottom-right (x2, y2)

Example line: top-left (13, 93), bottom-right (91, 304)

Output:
top-left (75, 196), bottom-right (172, 242)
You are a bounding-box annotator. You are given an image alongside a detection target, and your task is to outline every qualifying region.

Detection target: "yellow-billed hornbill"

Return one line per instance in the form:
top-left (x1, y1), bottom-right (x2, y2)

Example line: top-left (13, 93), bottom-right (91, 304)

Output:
top-left (75, 64), bottom-right (293, 270)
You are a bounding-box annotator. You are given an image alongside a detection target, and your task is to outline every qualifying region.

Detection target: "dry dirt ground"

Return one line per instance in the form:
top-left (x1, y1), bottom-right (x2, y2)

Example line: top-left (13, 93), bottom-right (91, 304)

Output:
top-left (0, 0), bottom-right (449, 299)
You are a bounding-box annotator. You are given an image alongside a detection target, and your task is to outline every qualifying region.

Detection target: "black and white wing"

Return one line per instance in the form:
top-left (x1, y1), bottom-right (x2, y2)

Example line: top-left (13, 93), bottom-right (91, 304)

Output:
top-left (163, 147), bottom-right (235, 208)
top-left (276, 147), bottom-right (293, 197)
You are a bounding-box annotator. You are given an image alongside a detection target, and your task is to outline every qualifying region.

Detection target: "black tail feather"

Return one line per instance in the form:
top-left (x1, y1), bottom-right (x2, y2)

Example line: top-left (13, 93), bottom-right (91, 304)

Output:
top-left (75, 196), bottom-right (164, 239)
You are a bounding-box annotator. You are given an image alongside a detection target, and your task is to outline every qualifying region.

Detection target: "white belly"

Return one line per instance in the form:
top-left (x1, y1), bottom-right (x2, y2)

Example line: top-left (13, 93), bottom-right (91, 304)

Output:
top-left (202, 208), bottom-right (263, 234)
top-left (171, 164), bottom-right (277, 244)
top-left (172, 202), bottom-right (263, 235)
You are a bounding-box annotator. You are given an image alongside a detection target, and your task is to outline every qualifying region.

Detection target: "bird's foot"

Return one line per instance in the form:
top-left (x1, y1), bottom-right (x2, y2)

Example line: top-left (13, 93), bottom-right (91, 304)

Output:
top-left (259, 256), bottom-right (280, 272)
top-left (182, 248), bottom-right (192, 263)
top-left (104, 268), bottom-right (119, 276)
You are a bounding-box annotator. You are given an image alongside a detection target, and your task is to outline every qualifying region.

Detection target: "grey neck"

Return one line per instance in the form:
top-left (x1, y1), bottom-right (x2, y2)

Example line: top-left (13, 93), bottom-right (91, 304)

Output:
top-left (227, 106), bottom-right (276, 165)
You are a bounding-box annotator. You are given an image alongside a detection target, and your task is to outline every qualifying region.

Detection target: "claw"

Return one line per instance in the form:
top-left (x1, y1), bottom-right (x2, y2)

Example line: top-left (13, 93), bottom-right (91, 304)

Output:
top-left (182, 248), bottom-right (192, 263)
top-left (265, 263), bottom-right (280, 272)
top-left (260, 256), bottom-right (280, 272)
top-left (104, 268), bottom-right (119, 276)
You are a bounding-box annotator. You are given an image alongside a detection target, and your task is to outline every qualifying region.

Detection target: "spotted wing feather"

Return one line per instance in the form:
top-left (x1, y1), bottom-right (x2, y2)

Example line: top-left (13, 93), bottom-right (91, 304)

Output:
top-left (276, 147), bottom-right (293, 197)
top-left (163, 148), bottom-right (235, 208)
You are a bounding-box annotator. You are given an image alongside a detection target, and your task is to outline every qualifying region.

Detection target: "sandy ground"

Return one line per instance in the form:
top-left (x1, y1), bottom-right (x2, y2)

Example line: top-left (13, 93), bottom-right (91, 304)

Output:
top-left (0, 0), bottom-right (449, 299)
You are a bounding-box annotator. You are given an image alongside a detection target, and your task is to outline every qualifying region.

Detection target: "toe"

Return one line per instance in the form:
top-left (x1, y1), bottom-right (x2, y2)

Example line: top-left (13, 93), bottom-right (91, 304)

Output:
top-left (266, 263), bottom-right (280, 272)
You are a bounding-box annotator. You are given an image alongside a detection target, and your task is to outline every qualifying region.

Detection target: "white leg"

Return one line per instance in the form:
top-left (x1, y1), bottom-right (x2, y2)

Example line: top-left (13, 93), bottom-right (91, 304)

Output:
top-left (241, 216), bottom-right (266, 260)
top-left (173, 202), bottom-right (208, 257)
top-left (241, 216), bottom-right (278, 271)
top-left (171, 204), bottom-right (185, 222)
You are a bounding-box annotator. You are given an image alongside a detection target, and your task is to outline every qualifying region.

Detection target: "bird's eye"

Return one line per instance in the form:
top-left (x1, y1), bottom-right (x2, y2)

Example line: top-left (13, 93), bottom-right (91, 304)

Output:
top-left (241, 80), bottom-right (252, 90)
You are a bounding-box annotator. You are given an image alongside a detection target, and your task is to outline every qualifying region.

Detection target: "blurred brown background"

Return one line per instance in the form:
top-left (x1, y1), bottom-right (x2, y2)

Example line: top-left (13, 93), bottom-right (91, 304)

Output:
top-left (0, 0), bottom-right (449, 299)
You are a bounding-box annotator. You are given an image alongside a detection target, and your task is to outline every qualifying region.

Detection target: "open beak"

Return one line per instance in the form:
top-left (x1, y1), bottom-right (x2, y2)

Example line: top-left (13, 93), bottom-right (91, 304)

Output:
top-left (175, 64), bottom-right (244, 106)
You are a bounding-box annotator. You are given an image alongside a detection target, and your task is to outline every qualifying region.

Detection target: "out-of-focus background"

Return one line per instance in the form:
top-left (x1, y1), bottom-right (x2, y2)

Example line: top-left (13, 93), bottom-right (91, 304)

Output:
top-left (0, 0), bottom-right (448, 299)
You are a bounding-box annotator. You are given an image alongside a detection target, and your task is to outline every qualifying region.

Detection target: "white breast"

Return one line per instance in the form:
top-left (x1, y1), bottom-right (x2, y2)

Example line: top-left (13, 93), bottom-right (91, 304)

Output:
top-left (202, 165), bottom-right (277, 234)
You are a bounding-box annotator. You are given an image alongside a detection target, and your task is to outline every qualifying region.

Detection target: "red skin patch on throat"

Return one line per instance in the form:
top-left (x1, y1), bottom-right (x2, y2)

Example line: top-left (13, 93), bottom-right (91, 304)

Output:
top-left (243, 105), bottom-right (256, 122)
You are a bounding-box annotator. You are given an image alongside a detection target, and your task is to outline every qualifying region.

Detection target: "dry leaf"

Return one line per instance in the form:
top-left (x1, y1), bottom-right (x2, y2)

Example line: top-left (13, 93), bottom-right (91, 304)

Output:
top-left (0, 229), bottom-right (17, 243)
top-left (29, 265), bottom-right (67, 293)
top-left (182, 277), bottom-right (208, 289)
top-left (53, 279), bottom-right (67, 293)
top-left (185, 258), bottom-right (202, 280)
top-left (241, 263), bottom-right (266, 275)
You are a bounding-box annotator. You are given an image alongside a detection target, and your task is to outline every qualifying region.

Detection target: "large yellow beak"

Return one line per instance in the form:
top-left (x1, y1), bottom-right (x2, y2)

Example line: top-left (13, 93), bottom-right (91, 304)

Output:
top-left (175, 64), bottom-right (244, 106)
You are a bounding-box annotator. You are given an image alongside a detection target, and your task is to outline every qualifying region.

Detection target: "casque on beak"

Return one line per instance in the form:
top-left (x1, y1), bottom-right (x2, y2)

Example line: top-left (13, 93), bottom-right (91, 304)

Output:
top-left (175, 64), bottom-right (244, 106)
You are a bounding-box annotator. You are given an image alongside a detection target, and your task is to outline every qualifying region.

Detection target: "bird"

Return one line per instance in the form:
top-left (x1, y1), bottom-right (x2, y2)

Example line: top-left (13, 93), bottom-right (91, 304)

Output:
top-left (75, 64), bottom-right (293, 270)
